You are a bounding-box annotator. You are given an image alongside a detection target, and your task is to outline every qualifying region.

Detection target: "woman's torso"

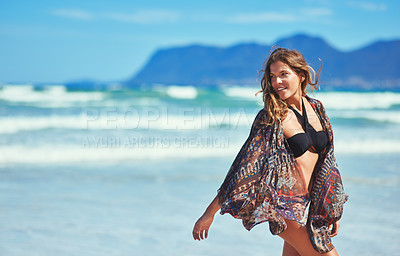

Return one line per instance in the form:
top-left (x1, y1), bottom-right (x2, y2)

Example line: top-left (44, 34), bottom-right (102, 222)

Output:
top-left (281, 97), bottom-right (327, 190)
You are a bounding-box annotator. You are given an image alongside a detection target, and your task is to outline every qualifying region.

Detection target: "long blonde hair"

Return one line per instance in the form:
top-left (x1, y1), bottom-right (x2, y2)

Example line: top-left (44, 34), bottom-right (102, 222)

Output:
top-left (258, 47), bottom-right (322, 125)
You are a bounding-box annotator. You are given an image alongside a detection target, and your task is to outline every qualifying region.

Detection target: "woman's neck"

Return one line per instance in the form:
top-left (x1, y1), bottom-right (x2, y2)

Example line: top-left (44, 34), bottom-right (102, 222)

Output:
top-left (286, 93), bottom-right (303, 112)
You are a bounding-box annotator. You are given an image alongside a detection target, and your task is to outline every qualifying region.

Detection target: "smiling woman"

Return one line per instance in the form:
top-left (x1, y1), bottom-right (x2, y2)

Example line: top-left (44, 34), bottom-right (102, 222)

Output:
top-left (260, 47), bottom-right (321, 125)
top-left (193, 48), bottom-right (348, 256)
top-left (269, 61), bottom-right (305, 104)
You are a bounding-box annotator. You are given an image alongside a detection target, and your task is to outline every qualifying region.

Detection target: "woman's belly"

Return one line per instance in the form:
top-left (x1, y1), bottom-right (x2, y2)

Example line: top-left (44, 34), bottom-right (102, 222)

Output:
top-left (295, 150), bottom-right (319, 191)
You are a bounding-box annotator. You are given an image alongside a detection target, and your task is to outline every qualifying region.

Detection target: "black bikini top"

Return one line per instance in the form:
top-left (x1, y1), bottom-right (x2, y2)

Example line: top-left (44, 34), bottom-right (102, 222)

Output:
top-left (286, 98), bottom-right (329, 158)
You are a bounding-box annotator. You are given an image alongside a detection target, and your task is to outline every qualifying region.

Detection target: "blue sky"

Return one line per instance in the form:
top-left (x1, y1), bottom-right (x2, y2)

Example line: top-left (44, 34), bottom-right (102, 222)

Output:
top-left (0, 0), bottom-right (399, 83)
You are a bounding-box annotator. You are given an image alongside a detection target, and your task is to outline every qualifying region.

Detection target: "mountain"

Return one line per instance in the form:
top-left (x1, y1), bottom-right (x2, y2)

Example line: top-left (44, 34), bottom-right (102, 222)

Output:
top-left (130, 43), bottom-right (267, 85)
top-left (128, 34), bottom-right (400, 91)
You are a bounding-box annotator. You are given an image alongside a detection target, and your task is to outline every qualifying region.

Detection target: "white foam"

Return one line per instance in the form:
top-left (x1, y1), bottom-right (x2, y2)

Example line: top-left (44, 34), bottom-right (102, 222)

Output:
top-left (136, 109), bottom-right (254, 130)
top-left (0, 83), bottom-right (34, 91)
top-left (371, 111), bottom-right (400, 124)
top-left (222, 86), bottom-right (261, 100)
top-left (315, 92), bottom-right (400, 110)
top-left (2, 136), bottom-right (399, 164)
top-left (166, 86), bottom-right (198, 99)
top-left (335, 139), bottom-right (400, 154)
top-left (0, 115), bottom-right (89, 134)
top-left (0, 85), bottom-right (105, 107)
top-left (0, 144), bottom-right (240, 164)
top-left (331, 110), bottom-right (400, 124)
top-left (0, 109), bottom-right (255, 134)
top-left (4, 106), bottom-right (398, 135)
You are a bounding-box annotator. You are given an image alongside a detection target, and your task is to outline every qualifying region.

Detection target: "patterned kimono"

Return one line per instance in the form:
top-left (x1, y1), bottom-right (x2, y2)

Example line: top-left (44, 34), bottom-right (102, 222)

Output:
top-left (217, 96), bottom-right (348, 253)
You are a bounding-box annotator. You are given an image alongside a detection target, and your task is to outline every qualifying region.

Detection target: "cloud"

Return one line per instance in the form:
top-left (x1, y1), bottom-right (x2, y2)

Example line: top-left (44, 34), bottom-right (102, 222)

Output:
top-left (347, 1), bottom-right (387, 11)
top-left (50, 8), bottom-right (180, 24)
top-left (225, 8), bottom-right (333, 24)
top-left (50, 9), bottom-right (94, 20)
top-left (50, 7), bottom-right (334, 25)
top-left (105, 10), bottom-right (180, 24)
top-left (227, 12), bottom-right (297, 23)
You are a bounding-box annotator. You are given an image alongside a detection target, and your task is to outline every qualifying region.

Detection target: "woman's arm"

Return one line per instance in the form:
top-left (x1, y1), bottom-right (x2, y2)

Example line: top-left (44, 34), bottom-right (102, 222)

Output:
top-left (192, 110), bottom-right (267, 241)
top-left (192, 195), bottom-right (221, 241)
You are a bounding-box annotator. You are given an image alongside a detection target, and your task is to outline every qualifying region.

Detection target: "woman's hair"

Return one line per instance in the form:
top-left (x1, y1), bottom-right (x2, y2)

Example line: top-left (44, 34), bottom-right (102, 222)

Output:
top-left (258, 47), bottom-right (322, 125)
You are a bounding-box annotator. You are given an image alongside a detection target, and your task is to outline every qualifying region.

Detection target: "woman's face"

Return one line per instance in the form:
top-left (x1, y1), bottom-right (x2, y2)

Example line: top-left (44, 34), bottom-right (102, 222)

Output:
top-left (269, 61), bottom-right (303, 101)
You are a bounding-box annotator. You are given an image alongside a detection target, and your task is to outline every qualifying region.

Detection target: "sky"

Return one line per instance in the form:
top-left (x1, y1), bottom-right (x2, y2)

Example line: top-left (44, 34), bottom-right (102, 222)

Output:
top-left (0, 0), bottom-right (399, 83)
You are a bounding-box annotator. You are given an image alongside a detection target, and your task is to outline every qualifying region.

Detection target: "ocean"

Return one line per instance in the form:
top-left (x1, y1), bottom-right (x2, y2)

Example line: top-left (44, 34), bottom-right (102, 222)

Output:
top-left (0, 84), bottom-right (399, 255)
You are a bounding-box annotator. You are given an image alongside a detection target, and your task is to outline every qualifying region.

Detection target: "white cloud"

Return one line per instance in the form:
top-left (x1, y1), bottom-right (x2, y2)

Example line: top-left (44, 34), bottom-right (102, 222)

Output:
top-left (225, 8), bottom-right (333, 24)
top-left (227, 12), bottom-right (297, 23)
top-left (347, 1), bottom-right (387, 11)
top-left (50, 7), bottom-right (335, 25)
top-left (50, 9), bottom-right (94, 21)
top-left (105, 10), bottom-right (180, 24)
top-left (50, 8), bottom-right (180, 24)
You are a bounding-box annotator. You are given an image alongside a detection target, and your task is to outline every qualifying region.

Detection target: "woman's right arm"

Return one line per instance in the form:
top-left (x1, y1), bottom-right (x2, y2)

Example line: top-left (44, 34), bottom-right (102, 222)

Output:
top-left (192, 109), bottom-right (267, 241)
top-left (192, 195), bottom-right (221, 241)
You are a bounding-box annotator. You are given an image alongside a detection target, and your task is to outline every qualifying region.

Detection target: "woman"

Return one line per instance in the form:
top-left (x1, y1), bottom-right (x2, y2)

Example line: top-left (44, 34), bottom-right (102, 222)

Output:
top-left (192, 48), bottom-right (348, 256)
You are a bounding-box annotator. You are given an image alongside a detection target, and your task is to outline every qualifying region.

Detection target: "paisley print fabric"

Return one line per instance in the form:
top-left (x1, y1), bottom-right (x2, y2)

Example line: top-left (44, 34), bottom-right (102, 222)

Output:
top-left (217, 96), bottom-right (348, 253)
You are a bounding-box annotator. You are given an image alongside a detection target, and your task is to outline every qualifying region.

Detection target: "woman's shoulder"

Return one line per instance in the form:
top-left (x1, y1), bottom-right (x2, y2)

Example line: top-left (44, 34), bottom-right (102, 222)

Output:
top-left (250, 108), bottom-right (269, 129)
top-left (255, 108), bottom-right (266, 117)
top-left (253, 108), bottom-right (266, 124)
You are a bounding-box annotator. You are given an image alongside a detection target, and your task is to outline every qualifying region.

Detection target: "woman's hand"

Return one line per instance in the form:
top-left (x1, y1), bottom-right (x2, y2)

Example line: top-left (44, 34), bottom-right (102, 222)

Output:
top-left (192, 212), bottom-right (215, 241)
top-left (192, 195), bottom-right (220, 241)
top-left (329, 221), bottom-right (340, 237)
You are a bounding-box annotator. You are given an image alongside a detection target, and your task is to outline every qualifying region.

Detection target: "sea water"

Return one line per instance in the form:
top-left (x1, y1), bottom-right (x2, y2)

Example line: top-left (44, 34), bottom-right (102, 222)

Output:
top-left (0, 84), bottom-right (399, 255)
